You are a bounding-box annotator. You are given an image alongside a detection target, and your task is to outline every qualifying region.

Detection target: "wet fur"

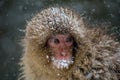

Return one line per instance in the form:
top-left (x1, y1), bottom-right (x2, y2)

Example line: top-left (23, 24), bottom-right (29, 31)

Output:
top-left (19, 7), bottom-right (120, 80)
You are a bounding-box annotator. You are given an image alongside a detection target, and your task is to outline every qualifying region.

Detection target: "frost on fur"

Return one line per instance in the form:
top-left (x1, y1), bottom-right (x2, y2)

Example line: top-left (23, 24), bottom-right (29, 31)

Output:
top-left (51, 57), bottom-right (74, 69)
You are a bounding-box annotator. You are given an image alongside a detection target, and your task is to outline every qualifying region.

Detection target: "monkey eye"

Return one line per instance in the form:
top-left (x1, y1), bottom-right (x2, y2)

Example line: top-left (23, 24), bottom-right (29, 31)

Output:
top-left (53, 38), bottom-right (60, 44)
top-left (65, 37), bottom-right (73, 42)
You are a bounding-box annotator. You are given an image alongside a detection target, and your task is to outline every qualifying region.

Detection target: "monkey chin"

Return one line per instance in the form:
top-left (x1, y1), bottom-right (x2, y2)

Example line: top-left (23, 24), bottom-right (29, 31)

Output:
top-left (51, 56), bottom-right (74, 69)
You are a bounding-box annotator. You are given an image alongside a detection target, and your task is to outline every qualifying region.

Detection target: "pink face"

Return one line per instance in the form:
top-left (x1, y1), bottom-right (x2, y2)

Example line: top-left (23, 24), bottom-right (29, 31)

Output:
top-left (47, 34), bottom-right (73, 60)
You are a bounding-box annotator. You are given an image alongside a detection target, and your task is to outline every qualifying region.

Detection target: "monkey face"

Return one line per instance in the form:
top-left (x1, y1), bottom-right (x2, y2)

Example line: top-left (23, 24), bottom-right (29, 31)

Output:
top-left (47, 34), bottom-right (74, 69)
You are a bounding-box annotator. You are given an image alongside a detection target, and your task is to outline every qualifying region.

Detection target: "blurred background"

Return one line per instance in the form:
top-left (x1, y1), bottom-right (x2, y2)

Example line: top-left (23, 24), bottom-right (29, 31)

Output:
top-left (0, 0), bottom-right (120, 80)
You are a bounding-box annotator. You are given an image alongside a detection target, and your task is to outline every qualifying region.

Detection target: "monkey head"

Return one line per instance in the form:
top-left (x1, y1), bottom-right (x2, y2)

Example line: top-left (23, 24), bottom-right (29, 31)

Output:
top-left (25, 7), bottom-right (87, 70)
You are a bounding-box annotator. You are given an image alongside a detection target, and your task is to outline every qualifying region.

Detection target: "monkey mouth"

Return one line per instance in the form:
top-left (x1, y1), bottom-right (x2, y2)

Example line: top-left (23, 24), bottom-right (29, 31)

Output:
top-left (53, 52), bottom-right (72, 60)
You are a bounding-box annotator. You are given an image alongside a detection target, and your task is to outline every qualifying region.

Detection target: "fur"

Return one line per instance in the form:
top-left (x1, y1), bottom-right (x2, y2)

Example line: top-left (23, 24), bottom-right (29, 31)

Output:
top-left (19, 7), bottom-right (120, 80)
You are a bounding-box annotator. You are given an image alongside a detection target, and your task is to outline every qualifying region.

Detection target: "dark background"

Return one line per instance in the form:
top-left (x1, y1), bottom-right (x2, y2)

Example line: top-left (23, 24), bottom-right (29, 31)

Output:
top-left (0, 0), bottom-right (120, 80)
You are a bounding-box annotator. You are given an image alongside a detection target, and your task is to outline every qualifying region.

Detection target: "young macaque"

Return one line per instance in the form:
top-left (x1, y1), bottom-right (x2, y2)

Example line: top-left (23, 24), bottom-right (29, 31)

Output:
top-left (19, 7), bottom-right (120, 80)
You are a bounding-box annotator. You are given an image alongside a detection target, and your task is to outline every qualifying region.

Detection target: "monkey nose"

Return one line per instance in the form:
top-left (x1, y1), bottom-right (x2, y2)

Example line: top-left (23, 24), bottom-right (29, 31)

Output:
top-left (61, 52), bottom-right (67, 57)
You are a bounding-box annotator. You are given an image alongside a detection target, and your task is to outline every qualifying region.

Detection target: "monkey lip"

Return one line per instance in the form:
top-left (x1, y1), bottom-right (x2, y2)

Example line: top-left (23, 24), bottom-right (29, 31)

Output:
top-left (57, 56), bottom-right (69, 60)
top-left (55, 52), bottom-right (71, 60)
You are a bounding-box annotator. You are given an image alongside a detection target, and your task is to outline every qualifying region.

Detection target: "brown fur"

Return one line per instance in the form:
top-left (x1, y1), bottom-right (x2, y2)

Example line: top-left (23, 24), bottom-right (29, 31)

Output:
top-left (19, 7), bottom-right (120, 80)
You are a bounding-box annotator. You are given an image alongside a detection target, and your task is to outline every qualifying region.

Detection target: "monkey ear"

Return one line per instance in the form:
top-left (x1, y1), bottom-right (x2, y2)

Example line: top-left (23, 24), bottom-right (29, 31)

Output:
top-left (44, 38), bottom-right (50, 48)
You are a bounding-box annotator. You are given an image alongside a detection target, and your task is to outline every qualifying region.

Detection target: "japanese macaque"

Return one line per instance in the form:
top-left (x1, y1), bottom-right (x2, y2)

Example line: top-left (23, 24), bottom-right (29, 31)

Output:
top-left (19, 7), bottom-right (120, 80)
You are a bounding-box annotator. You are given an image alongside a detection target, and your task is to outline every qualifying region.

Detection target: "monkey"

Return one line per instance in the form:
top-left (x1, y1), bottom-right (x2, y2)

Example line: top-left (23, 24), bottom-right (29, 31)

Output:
top-left (19, 7), bottom-right (120, 80)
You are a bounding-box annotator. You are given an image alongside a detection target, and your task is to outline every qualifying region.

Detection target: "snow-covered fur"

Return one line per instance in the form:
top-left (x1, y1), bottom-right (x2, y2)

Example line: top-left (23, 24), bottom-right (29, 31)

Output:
top-left (19, 7), bottom-right (120, 80)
